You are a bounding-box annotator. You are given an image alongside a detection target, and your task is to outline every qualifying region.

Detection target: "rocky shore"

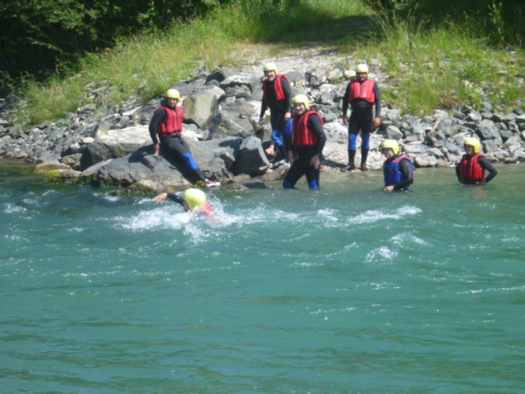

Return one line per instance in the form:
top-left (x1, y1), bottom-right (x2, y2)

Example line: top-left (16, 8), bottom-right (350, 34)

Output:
top-left (1, 51), bottom-right (524, 193)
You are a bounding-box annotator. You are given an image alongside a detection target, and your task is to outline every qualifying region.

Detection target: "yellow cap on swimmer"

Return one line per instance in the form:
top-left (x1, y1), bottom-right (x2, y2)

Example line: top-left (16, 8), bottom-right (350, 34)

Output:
top-left (183, 188), bottom-right (206, 210)
top-left (463, 137), bottom-right (481, 154)
top-left (381, 139), bottom-right (399, 155)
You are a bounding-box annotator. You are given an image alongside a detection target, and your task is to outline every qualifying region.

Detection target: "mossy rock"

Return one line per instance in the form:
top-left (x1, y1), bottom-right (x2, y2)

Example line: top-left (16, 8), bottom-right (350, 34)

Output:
top-left (43, 170), bottom-right (66, 182)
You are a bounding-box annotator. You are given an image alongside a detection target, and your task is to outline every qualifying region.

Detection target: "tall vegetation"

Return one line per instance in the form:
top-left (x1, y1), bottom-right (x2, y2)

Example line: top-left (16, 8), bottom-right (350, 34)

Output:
top-left (0, 0), bottom-right (227, 80)
top-left (7, 0), bottom-right (525, 124)
top-left (352, 0), bottom-right (524, 115)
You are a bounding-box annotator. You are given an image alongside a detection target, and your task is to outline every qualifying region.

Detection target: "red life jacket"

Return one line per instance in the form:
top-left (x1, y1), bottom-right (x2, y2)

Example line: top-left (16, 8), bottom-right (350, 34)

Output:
top-left (157, 106), bottom-right (184, 137)
top-left (347, 79), bottom-right (376, 103)
top-left (460, 153), bottom-right (485, 181)
top-left (292, 110), bottom-right (324, 147)
top-left (263, 75), bottom-right (290, 105)
top-left (197, 202), bottom-right (214, 217)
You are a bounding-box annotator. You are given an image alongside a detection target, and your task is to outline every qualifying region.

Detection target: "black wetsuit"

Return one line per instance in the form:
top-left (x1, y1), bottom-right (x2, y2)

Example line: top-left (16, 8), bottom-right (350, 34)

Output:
top-left (260, 77), bottom-right (292, 161)
top-left (260, 77), bottom-right (293, 132)
top-left (456, 156), bottom-right (498, 184)
top-left (167, 193), bottom-right (185, 207)
top-left (342, 80), bottom-right (381, 166)
top-left (149, 107), bottom-right (207, 184)
top-left (283, 113), bottom-right (326, 189)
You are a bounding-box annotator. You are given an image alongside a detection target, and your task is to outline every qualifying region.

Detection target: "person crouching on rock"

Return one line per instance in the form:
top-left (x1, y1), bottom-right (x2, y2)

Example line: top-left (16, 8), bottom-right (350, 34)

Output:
top-left (153, 188), bottom-right (214, 217)
top-left (149, 89), bottom-right (220, 187)
top-left (456, 137), bottom-right (497, 185)
top-left (381, 139), bottom-right (414, 192)
top-left (341, 64), bottom-right (381, 172)
top-left (283, 95), bottom-right (326, 190)
top-left (259, 62), bottom-right (292, 163)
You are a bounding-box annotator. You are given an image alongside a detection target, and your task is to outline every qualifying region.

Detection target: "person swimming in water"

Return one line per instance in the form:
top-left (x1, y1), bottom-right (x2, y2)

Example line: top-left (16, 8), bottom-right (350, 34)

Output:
top-left (153, 188), bottom-right (214, 217)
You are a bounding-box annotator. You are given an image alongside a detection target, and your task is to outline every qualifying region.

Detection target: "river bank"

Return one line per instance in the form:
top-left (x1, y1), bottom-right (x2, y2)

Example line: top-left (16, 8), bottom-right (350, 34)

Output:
top-left (1, 48), bottom-right (524, 193)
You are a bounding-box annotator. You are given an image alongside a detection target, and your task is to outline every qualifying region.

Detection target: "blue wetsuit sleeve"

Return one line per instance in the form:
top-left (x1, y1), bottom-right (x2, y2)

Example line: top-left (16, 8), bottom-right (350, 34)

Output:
top-left (149, 108), bottom-right (166, 144)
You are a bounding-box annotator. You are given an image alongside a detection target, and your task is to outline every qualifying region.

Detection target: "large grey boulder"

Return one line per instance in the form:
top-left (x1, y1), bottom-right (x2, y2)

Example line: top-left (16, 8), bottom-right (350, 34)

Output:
top-left (414, 155), bottom-right (438, 167)
top-left (80, 124), bottom-right (150, 169)
top-left (85, 146), bottom-right (190, 189)
top-left (476, 119), bottom-right (502, 142)
top-left (232, 136), bottom-right (270, 176)
top-left (220, 73), bottom-right (261, 93)
top-left (386, 125), bottom-right (403, 140)
top-left (205, 100), bottom-right (259, 140)
top-left (187, 137), bottom-right (242, 180)
top-left (183, 86), bottom-right (224, 128)
top-left (323, 122), bottom-right (347, 144)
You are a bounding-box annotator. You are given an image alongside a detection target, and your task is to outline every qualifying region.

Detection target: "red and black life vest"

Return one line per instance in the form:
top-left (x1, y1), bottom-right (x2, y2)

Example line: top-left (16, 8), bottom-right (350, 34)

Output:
top-left (198, 202), bottom-right (214, 217)
top-left (157, 106), bottom-right (184, 137)
top-left (460, 153), bottom-right (485, 181)
top-left (347, 79), bottom-right (376, 104)
top-left (263, 75), bottom-right (290, 105)
top-left (292, 110), bottom-right (324, 147)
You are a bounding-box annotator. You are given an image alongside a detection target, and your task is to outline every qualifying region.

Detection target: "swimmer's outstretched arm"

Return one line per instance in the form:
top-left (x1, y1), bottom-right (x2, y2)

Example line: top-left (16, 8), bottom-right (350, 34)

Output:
top-left (153, 192), bottom-right (185, 208)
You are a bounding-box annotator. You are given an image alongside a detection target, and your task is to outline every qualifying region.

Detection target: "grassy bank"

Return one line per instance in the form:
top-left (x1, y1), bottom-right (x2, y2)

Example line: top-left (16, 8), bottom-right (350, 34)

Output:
top-left (14, 0), bottom-right (369, 125)
top-left (348, 11), bottom-right (524, 115)
top-left (13, 0), bottom-right (525, 125)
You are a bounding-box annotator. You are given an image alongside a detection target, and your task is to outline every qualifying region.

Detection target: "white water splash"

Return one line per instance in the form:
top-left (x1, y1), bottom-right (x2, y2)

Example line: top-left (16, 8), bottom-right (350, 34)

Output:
top-left (365, 246), bottom-right (398, 263)
top-left (391, 232), bottom-right (430, 246)
top-left (4, 203), bottom-right (26, 214)
top-left (348, 205), bottom-right (422, 225)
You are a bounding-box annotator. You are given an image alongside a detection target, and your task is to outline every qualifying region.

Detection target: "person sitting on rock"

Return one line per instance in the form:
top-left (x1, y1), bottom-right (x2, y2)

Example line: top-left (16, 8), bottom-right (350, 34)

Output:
top-left (259, 62), bottom-right (292, 163)
top-left (283, 94), bottom-right (326, 190)
top-left (381, 139), bottom-right (414, 192)
top-left (153, 188), bottom-right (214, 217)
top-left (149, 89), bottom-right (220, 187)
top-left (456, 137), bottom-right (497, 185)
top-left (341, 64), bottom-right (381, 172)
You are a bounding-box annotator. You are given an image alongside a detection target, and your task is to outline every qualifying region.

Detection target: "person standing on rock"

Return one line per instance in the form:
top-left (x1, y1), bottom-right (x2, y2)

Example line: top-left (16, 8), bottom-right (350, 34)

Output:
top-left (283, 95), bottom-right (326, 190)
top-left (259, 62), bottom-right (293, 163)
top-left (149, 89), bottom-right (219, 187)
top-left (456, 137), bottom-right (497, 185)
top-left (381, 139), bottom-right (414, 191)
top-left (341, 64), bottom-right (382, 172)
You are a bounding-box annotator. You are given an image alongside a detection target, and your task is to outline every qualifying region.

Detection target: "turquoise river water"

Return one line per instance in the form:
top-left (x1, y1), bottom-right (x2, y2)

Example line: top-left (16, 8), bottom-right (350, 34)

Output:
top-left (1, 161), bottom-right (524, 393)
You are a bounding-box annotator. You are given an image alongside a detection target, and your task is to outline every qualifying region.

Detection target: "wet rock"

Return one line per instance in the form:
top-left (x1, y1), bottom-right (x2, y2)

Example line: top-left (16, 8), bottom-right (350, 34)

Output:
top-left (414, 155), bottom-right (438, 167)
top-left (80, 124), bottom-right (151, 170)
top-left (183, 86), bottom-right (223, 128)
top-left (232, 135), bottom-right (270, 176)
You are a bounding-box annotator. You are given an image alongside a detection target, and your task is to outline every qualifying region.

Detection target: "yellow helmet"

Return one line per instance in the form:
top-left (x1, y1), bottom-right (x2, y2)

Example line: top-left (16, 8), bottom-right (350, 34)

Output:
top-left (463, 137), bottom-right (481, 154)
top-left (183, 188), bottom-right (206, 210)
top-left (263, 62), bottom-right (278, 74)
top-left (166, 89), bottom-right (180, 100)
top-left (292, 94), bottom-right (310, 110)
top-left (381, 139), bottom-right (399, 155)
top-left (356, 64), bottom-right (369, 74)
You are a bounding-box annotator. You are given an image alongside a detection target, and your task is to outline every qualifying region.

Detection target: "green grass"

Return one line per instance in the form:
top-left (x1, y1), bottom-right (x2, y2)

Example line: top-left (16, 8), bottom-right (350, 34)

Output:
top-left (13, 0), bottom-right (525, 125)
top-left (347, 5), bottom-right (524, 115)
top-left (15, 0), bottom-right (370, 125)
